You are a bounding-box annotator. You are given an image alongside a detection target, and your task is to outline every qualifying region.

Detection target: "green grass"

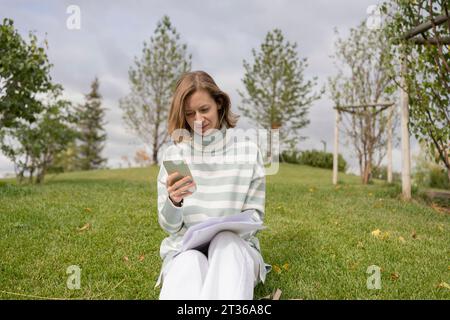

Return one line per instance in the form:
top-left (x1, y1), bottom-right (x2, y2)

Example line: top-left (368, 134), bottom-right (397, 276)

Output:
top-left (0, 164), bottom-right (449, 300)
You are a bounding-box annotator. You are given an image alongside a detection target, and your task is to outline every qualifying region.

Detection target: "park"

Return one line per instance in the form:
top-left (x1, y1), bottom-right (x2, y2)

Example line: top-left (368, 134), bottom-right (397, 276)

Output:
top-left (0, 0), bottom-right (449, 301)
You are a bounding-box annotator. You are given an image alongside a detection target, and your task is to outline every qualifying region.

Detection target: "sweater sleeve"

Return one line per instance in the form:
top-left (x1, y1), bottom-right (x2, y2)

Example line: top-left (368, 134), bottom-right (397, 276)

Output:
top-left (242, 147), bottom-right (266, 225)
top-left (156, 148), bottom-right (184, 235)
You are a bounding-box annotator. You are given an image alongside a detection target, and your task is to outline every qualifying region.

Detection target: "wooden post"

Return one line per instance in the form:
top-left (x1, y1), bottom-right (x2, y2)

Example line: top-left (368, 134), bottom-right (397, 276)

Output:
top-left (387, 105), bottom-right (393, 183)
top-left (400, 57), bottom-right (411, 200)
top-left (333, 109), bottom-right (340, 185)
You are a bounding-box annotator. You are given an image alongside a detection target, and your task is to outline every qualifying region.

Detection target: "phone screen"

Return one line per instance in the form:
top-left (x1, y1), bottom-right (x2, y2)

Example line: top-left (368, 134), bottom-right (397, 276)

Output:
top-left (163, 160), bottom-right (196, 193)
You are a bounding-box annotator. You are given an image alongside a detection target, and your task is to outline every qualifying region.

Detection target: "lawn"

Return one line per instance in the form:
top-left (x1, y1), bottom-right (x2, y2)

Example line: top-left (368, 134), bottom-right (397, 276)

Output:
top-left (0, 164), bottom-right (449, 299)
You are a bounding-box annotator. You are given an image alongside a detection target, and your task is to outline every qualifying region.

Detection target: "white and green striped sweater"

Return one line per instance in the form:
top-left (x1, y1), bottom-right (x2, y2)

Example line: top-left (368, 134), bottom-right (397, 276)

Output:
top-left (155, 125), bottom-right (271, 288)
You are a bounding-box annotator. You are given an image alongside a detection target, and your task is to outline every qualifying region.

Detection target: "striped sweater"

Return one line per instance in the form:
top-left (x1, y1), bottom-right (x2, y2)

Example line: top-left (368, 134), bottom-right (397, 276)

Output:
top-left (155, 125), bottom-right (271, 288)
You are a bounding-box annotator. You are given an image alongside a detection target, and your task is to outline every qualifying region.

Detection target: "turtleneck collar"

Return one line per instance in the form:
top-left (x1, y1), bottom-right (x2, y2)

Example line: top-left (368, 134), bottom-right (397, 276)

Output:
top-left (191, 124), bottom-right (229, 151)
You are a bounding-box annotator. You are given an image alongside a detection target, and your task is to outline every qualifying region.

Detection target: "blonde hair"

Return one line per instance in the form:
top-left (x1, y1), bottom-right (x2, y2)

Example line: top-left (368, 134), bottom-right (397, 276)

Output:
top-left (168, 71), bottom-right (239, 136)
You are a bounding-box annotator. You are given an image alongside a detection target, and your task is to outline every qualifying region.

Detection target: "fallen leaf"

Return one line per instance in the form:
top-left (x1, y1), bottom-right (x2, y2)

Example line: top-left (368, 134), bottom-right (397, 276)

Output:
top-left (84, 208), bottom-right (92, 213)
top-left (349, 261), bottom-right (359, 270)
top-left (371, 229), bottom-right (390, 240)
top-left (282, 263), bottom-right (289, 271)
top-left (380, 231), bottom-right (390, 240)
top-left (371, 229), bottom-right (382, 237)
top-left (437, 282), bottom-right (450, 290)
top-left (273, 265), bottom-right (282, 274)
top-left (123, 256), bottom-right (129, 262)
top-left (390, 272), bottom-right (400, 281)
top-left (138, 254), bottom-right (145, 262)
top-left (398, 236), bottom-right (406, 243)
top-left (77, 223), bottom-right (90, 232)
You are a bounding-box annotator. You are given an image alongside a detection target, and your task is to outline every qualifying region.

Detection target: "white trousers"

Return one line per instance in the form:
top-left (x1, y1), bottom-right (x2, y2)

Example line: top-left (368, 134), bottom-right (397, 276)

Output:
top-left (159, 231), bottom-right (260, 300)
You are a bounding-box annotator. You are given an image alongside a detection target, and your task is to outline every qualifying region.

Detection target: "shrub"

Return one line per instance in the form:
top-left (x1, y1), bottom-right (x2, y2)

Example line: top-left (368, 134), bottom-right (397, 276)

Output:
top-left (429, 167), bottom-right (449, 189)
top-left (413, 147), bottom-right (449, 190)
top-left (280, 150), bottom-right (301, 164)
top-left (371, 165), bottom-right (401, 182)
top-left (298, 149), bottom-right (347, 172)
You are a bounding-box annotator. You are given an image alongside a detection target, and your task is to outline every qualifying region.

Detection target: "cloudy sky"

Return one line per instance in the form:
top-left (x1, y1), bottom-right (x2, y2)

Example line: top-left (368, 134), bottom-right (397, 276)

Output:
top-left (0, 0), bottom-right (420, 177)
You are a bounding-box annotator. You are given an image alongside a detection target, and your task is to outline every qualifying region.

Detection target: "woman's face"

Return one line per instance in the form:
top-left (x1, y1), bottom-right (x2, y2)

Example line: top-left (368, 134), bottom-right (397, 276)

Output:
top-left (185, 89), bottom-right (220, 135)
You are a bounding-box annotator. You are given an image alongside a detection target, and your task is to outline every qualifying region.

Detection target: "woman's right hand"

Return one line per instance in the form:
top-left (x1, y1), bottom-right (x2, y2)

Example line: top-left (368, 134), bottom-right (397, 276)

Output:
top-left (166, 172), bottom-right (196, 206)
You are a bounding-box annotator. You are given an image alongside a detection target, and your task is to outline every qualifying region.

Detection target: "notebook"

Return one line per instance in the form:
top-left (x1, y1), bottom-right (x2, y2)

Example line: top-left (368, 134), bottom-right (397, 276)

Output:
top-left (179, 210), bottom-right (266, 253)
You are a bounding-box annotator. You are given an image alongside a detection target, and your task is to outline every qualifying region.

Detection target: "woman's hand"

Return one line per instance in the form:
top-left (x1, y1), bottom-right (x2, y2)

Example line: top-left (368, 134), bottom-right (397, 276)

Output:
top-left (166, 172), bottom-right (196, 206)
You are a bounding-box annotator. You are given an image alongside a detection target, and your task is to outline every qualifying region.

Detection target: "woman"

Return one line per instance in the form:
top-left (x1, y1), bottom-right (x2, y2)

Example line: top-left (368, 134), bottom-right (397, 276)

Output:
top-left (155, 70), bottom-right (271, 300)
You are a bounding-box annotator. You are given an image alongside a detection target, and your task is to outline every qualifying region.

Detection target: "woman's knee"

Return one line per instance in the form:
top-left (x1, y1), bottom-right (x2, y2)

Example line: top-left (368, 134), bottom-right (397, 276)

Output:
top-left (210, 231), bottom-right (243, 250)
top-left (173, 250), bottom-right (208, 267)
top-left (160, 250), bottom-right (208, 299)
top-left (163, 250), bottom-right (208, 283)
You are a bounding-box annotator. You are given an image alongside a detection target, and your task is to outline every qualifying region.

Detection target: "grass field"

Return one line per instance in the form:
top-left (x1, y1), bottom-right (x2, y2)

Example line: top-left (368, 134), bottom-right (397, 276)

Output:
top-left (0, 164), bottom-right (449, 300)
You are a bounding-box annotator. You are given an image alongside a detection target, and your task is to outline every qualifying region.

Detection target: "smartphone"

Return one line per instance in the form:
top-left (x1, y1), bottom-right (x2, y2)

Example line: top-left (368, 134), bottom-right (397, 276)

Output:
top-left (163, 160), bottom-right (196, 193)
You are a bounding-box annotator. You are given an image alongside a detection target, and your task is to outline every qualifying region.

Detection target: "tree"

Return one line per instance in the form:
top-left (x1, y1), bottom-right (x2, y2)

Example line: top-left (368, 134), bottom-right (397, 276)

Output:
top-left (0, 19), bottom-right (76, 184)
top-left (413, 141), bottom-right (449, 189)
top-left (0, 88), bottom-right (78, 184)
top-left (382, 0), bottom-right (450, 182)
top-left (119, 15), bottom-right (191, 164)
top-left (121, 155), bottom-right (132, 168)
top-left (48, 141), bottom-right (78, 173)
top-left (329, 22), bottom-right (399, 184)
top-left (134, 148), bottom-right (151, 167)
top-left (0, 18), bottom-right (53, 129)
top-left (238, 29), bottom-right (322, 148)
top-left (75, 77), bottom-right (107, 170)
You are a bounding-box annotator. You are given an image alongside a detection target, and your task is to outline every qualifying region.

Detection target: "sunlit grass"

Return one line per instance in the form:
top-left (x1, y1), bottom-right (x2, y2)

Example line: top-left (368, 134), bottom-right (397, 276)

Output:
top-left (0, 164), bottom-right (449, 299)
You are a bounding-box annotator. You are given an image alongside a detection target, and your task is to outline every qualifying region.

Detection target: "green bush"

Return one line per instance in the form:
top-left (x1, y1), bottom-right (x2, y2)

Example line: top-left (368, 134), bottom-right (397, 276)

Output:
top-left (371, 165), bottom-right (401, 182)
top-left (429, 167), bottom-right (449, 189)
top-left (413, 143), bottom-right (449, 190)
top-left (298, 149), bottom-right (347, 172)
top-left (280, 150), bottom-right (301, 164)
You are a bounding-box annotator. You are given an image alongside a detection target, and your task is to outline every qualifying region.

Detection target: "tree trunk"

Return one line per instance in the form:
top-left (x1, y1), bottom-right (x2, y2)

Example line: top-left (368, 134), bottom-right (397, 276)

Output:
top-left (387, 106), bottom-right (393, 183)
top-left (152, 149), bottom-right (158, 165)
top-left (29, 168), bottom-right (34, 184)
top-left (333, 110), bottom-right (339, 185)
top-left (445, 148), bottom-right (449, 185)
top-left (447, 167), bottom-right (450, 185)
top-left (17, 170), bottom-right (24, 185)
top-left (400, 55), bottom-right (411, 200)
top-left (362, 162), bottom-right (371, 184)
top-left (36, 168), bottom-right (45, 184)
top-left (36, 160), bottom-right (48, 184)
top-left (361, 150), bottom-right (368, 184)
top-left (364, 153), bottom-right (373, 184)
top-left (153, 113), bottom-right (160, 165)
